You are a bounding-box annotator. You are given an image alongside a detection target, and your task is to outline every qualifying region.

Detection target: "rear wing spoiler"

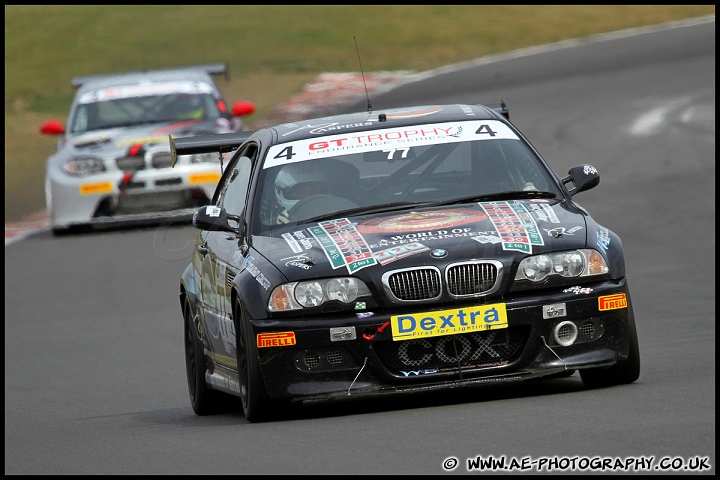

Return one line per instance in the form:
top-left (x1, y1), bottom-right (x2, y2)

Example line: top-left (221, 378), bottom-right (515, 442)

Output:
top-left (71, 63), bottom-right (230, 89)
top-left (169, 131), bottom-right (255, 167)
top-left (485, 101), bottom-right (509, 120)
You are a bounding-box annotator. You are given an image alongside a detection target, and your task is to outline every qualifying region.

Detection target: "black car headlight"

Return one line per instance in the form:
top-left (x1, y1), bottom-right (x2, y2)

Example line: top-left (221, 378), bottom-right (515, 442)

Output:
top-left (62, 156), bottom-right (106, 176)
top-left (268, 277), bottom-right (371, 312)
top-left (514, 249), bottom-right (608, 282)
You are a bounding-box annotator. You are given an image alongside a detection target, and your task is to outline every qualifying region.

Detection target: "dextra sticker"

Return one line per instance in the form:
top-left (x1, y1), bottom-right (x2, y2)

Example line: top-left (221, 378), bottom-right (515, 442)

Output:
top-left (264, 120), bottom-right (521, 168)
top-left (480, 201), bottom-right (544, 254)
top-left (257, 332), bottom-right (296, 348)
top-left (308, 218), bottom-right (376, 274)
top-left (391, 303), bottom-right (508, 341)
top-left (79, 181), bottom-right (114, 196)
top-left (599, 293), bottom-right (627, 311)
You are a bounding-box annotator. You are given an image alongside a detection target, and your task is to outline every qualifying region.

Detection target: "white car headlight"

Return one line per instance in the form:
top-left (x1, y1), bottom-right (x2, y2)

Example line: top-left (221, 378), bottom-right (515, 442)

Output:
top-left (515, 249), bottom-right (608, 282)
top-left (62, 156), bottom-right (106, 176)
top-left (518, 254), bottom-right (553, 281)
top-left (295, 281), bottom-right (324, 307)
top-left (268, 277), bottom-right (371, 312)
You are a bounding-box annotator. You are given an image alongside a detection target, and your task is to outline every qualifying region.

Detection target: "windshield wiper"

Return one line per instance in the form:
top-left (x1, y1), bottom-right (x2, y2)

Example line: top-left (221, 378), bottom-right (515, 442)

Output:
top-left (430, 190), bottom-right (558, 207)
top-left (301, 201), bottom-right (438, 224)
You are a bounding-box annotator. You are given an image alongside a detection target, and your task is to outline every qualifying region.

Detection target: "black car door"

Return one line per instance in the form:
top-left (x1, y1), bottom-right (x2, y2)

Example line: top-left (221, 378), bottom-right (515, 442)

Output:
top-left (199, 145), bottom-right (257, 369)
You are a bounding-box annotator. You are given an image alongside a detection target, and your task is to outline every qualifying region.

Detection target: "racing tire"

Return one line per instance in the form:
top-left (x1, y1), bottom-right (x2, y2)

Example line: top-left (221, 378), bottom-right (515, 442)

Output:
top-left (183, 296), bottom-right (228, 415)
top-left (235, 299), bottom-right (275, 423)
top-left (580, 309), bottom-right (641, 388)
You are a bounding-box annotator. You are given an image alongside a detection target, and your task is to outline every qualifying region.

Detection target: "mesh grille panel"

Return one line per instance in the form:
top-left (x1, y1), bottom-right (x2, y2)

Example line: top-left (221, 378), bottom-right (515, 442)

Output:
top-left (387, 268), bottom-right (441, 301)
top-left (384, 262), bottom-right (501, 302)
top-left (447, 262), bottom-right (498, 295)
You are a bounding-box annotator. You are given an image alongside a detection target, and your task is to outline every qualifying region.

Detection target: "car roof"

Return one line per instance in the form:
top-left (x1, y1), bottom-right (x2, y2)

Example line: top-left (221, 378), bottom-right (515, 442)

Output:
top-left (71, 63), bottom-right (227, 94)
top-left (169, 102), bottom-right (511, 163)
top-left (267, 103), bottom-right (509, 143)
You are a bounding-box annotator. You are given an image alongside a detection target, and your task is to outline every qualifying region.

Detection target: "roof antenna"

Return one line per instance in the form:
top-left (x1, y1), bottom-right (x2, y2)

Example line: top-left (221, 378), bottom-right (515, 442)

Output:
top-left (353, 35), bottom-right (372, 113)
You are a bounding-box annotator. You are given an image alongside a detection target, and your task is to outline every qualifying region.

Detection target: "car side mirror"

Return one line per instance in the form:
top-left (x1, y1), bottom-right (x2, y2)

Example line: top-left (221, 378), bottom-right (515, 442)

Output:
top-left (192, 205), bottom-right (241, 233)
top-left (562, 164), bottom-right (600, 196)
top-left (40, 120), bottom-right (65, 135)
top-left (231, 101), bottom-right (256, 117)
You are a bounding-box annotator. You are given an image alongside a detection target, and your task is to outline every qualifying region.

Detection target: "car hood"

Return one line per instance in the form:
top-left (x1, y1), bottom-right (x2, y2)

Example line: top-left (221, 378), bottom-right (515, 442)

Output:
top-left (64, 119), bottom-right (234, 155)
top-left (253, 199), bottom-right (590, 281)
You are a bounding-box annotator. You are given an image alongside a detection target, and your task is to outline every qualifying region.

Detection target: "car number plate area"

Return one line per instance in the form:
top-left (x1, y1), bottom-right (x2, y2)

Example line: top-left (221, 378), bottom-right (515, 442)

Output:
top-left (391, 303), bottom-right (508, 341)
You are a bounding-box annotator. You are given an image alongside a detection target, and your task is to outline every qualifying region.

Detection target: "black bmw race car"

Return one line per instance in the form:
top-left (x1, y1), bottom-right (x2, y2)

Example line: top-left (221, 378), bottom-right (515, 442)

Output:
top-left (173, 103), bottom-right (640, 422)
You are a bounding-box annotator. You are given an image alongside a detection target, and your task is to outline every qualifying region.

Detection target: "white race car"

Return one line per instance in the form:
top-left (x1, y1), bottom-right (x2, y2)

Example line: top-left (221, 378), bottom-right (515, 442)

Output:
top-left (40, 63), bottom-right (255, 235)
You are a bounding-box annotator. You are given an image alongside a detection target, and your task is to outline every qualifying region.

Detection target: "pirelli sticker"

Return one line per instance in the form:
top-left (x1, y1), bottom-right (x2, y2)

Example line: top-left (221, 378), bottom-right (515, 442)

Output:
top-left (257, 332), bottom-right (296, 348)
top-left (79, 181), bottom-right (114, 196)
top-left (598, 293), bottom-right (627, 311)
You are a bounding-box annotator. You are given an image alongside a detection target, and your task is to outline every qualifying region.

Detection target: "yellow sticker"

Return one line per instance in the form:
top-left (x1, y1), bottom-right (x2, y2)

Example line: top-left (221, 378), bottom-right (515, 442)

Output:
top-left (598, 293), bottom-right (627, 311)
top-left (188, 172), bottom-right (221, 185)
top-left (79, 182), bottom-right (114, 196)
top-left (391, 303), bottom-right (508, 341)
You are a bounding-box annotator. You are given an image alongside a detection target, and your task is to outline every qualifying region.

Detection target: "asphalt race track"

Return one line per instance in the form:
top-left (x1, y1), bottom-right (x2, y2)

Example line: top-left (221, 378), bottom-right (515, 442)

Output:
top-left (4, 17), bottom-right (715, 475)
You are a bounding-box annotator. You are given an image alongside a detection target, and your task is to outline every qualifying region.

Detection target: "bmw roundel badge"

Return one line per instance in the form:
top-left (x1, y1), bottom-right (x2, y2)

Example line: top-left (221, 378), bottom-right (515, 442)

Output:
top-left (430, 249), bottom-right (448, 258)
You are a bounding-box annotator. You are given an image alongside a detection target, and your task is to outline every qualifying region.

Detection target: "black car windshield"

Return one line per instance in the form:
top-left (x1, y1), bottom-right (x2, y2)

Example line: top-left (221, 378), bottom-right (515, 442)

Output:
top-left (70, 91), bottom-right (222, 133)
top-left (253, 119), bottom-right (562, 232)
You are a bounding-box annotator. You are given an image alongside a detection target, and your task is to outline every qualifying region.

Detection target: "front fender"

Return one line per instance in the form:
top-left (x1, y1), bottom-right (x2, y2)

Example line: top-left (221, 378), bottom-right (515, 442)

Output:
top-left (590, 224), bottom-right (626, 279)
top-left (180, 262), bottom-right (199, 311)
top-left (229, 248), bottom-right (287, 322)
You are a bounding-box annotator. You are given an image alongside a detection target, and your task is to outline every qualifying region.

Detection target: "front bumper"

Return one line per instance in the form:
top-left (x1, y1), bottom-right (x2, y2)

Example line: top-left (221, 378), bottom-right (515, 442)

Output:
top-left (249, 279), bottom-right (634, 402)
top-left (46, 164), bottom-right (220, 229)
